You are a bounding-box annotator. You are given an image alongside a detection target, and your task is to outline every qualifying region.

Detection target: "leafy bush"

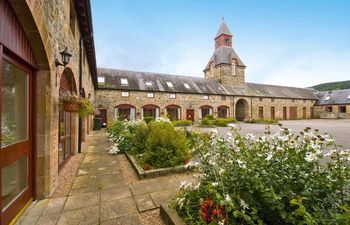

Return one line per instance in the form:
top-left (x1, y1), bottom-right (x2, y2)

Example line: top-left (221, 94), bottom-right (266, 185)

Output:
top-left (213, 118), bottom-right (237, 127)
top-left (78, 98), bottom-right (94, 117)
top-left (247, 118), bottom-right (278, 124)
top-left (201, 117), bottom-right (214, 126)
top-left (107, 120), bottom-right (125, 141)
top-left (174, 127), bottom-right (350, 225)
top-left (173, 120), bottom-right (193, 127)
top-left (143, 117), bottom-right (155, 124)
top-left (142, 121), bottom-right (191, 168)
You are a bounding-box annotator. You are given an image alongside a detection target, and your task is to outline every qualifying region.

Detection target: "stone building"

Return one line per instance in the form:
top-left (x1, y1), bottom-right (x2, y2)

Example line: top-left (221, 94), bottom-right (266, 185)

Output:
top-left (95, 20), bottom-right (317, 124)
top-left (314, 89), bottom-right (350, 119)
top-left (0, 0), bottom-right (97, 223)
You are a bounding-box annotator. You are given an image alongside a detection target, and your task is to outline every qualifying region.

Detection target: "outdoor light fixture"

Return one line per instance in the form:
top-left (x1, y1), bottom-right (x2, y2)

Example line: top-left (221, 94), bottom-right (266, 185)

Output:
top-left (55, 47), bottom-right (72, 67)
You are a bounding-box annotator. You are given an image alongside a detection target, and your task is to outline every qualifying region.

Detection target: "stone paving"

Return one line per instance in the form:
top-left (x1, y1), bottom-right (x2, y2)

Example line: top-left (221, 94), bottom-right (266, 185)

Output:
top-left (16, 131), bottom-right (193, 225)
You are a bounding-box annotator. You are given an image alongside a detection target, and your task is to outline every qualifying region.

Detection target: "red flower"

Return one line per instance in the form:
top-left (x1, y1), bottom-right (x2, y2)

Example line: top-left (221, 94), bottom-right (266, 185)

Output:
top-left (200, 197), bottom-right (225, 223)
top-left (144, 164), bottom-right (152, 170)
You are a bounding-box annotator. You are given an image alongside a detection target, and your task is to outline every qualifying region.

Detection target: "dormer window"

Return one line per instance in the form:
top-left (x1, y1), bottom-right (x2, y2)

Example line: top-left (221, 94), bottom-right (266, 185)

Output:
top-left (121, 78), bottom-right (128, 86)
top-left (97, 76), bottom-right (105, 84)
top-left (324, 96), bottom-right (330, 101)
top-left (145, 81), bottom-right (152, 86)
top-left (232, 59), bottom-right (237, 76)
top-left (184, 83), bottom-right (190, 89)
top-left (166, 81), bottom-right (174, 88)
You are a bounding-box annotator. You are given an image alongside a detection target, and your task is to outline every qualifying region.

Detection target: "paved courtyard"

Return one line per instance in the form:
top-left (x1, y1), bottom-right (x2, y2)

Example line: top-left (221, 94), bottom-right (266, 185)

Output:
top-left (15, 131), bottom-right (193, 225)
top-left (194, 119), bottom-right (350, 149)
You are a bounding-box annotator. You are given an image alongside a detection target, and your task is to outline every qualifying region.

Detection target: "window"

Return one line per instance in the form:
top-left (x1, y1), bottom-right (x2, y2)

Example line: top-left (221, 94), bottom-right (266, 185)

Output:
top-left (259, 107), bottom-right (264, 119)
top-left (147, 92), bottom-right (154, 98)
top-left (270, 107), bottom-right (275, 120)
top-left (184, 83), bottom-right (190, 89)
top-left (121, 91), bottom-right (129, 97)
top-left (221, 96), bottom-right (226, 100)
top-left (339, 106), bottom-right (347, 113)
top-left (203, 95), bottom-right (209, 100)
top-left (326, 106), bottom-right (333, 112)
top-left (347, 95), bottom-right (350, 99)
top-left (166, 81), bottom-right (174, 88)
top-left (271, 98), bottom-right (274, 103)
top-left (259, 97), bottom-right (263, 102)
top-left (169, 93), bottom-right (176, 99)
top-left (324, 96), bottom-right (330, 101)
top-left (232, 63), bottom-right (236, 76)
top-left (218, 106), bottom-right (229, 118)
top-left (292, 99), bottom-right (295, 103)
top-left (97, 76), bottom-right (105, 83)
top-left (120, 78), bottom-right (128, 86)
top-left (145, 81), bottom-right (152, 86)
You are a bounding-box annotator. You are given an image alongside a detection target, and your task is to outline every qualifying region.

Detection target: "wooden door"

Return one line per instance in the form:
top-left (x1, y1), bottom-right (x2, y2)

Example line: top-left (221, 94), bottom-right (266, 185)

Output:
top-left (186, 109), bottom-right (194, 122)
top-left (270, 107), bottom-right (275, 120)
top-left (99, 109), bottom-right (107, 127)
top-left (289, 107), bottom-right (297, 120)
top-left (303, 107), bottom-right (307, 119)
top-left (310, 107), bottom-right (314, 119)
top-left (0, 54), bottom-right (33, 225)
top-left (283, 107), bottom-right (287, 120)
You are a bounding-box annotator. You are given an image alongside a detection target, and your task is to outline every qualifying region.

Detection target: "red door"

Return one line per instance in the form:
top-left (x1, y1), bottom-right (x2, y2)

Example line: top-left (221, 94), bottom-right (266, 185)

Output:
top-left (0, 54), bottom-right (33, 225)
top-left (186, 109), bottom-right (194, 122)
top-left (99, 109), bottom-right (107, 127)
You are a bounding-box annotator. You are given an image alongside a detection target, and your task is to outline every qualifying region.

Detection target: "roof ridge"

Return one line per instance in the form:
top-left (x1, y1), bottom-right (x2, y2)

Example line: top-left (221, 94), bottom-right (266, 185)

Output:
top-left (246, 82), bottom-right (312, 90)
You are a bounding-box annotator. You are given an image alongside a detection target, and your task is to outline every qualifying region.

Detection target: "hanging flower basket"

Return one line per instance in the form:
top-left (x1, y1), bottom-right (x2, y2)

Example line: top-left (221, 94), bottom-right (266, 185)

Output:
top-left (64, 102), bottom-right (79, 112)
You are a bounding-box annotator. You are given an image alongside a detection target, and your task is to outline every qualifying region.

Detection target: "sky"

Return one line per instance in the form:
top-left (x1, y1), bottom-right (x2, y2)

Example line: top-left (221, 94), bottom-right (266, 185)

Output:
top-left (91, 0), bottom-right (350, 88)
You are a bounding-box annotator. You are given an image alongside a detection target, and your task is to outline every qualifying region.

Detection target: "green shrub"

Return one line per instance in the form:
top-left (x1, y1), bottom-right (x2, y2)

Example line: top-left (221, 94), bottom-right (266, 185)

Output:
top-left (107, 120), bottom-right (125, 140)
top-left (172, 120), bottom-right (193, 127)
top-left (143, 117), bottom-right (155, 124)
top-left (248, 118), bottom-right (278, 124)
top-left (201, 117), bottom-right (213, 126)
top-left (205, 114), bottom-right (214, 120)
top-left (174, 127), bottom-right (350, 224)
top-left (131, 122), bottom-right (150, 155)
top-left (142, 121), bottom-right (191, 169)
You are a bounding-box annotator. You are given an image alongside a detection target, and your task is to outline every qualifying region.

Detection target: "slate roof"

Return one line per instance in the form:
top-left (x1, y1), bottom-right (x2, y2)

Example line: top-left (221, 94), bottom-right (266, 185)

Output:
top-left (204, 46), bottom-right (245, 71)
top-left (315, 89), bottom-right (350, 105)
top-left (97, 68), bottom-right (317, 100)
top-left (215, 20), bottom-right (232, 38)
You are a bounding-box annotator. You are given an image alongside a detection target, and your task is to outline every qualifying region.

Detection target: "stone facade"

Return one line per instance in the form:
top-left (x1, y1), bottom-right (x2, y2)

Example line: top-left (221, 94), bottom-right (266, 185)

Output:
top-left (8, 0), bottom-right (96, 199)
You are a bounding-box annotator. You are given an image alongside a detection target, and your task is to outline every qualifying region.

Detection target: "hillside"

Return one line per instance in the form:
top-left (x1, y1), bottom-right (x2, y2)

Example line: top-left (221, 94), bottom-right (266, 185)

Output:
top-left (311, 80), bottom-right (350, 92)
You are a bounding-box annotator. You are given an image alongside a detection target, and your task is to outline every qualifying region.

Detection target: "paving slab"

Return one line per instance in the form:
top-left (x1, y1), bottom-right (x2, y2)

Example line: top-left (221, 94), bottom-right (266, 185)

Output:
top-left (100, 197), bottom-right (138, 220)
top-left (101, 186), bottom-right (133, 202)
top-left (149, 188), bottom-right (179, 207)
top-left (135, 194), bottom-right (157, 212)
top-left (100, 213), bottom-right (141, 225)
top-left (56, 205), bottom-right (100, 225)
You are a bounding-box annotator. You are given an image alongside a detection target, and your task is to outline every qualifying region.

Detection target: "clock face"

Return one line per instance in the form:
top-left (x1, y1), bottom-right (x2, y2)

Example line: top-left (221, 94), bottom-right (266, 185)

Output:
top-left (225, 38), bottom-right (231, 44)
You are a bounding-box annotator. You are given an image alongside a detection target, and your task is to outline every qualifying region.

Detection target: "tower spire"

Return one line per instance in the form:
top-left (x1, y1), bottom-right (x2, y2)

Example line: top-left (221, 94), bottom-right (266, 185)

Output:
top-left (215, 18), bottom-right (232, 39)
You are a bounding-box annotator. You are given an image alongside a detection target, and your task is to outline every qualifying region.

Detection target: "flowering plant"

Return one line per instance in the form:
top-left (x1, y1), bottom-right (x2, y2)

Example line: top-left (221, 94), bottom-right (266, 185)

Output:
top-left (174, 126), bottom-right (350, 224)
top-left (59, 91), bottom-right (81, 104)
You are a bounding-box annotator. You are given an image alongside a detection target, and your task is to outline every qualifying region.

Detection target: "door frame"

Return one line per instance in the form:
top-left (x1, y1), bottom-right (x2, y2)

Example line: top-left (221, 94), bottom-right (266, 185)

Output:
top-left (0, 46), bottom-right (35, 225)
top-left (186, 109), bottom-right (194, 122)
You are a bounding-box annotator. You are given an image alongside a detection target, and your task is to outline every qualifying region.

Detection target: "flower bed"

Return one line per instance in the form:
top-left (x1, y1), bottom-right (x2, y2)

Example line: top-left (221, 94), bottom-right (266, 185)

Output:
top-left (201, 115), bottom-right (237, 127)
top-left (108, 118), bottom-right (202, 176)
top-left (173, 126), bottom-right (350, 224)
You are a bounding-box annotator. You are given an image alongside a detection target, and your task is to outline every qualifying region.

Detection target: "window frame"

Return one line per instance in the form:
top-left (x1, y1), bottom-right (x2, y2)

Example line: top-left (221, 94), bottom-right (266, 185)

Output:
top-left (120, 78), bottom-right (128, 86)
top-left (146, 92), bottom-right (154, 98)
top-left (121, 91), bottom-right (129, 97)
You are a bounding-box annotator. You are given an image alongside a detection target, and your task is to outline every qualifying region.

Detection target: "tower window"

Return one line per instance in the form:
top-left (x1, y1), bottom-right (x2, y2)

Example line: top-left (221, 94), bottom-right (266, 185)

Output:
top-left (232, 59), bottom-right (236, 76)
top-left (225, 38), bottom-right (231, 44)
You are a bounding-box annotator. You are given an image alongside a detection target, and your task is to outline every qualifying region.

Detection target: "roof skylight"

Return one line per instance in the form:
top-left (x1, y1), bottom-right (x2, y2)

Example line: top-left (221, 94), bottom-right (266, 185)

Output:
top-left (184, 83), bottom-right (191, 89)
top-left (145, 81), bottom-right (152, 86)
top-left (97, 76), bottom-right (105, 83)
top-left (121, 78), bottom-right (128, 85)
top-left (347, 95), bottom-right (350, 99)
top-left (166, 81), bottom-right (174, 88)
top-left (325, 96), bottom-right (330, 101)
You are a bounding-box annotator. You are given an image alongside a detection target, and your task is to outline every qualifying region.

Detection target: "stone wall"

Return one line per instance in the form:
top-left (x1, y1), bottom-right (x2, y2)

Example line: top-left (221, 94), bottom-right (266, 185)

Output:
top-left (204, 64), bottom-right (245, 87)
top-left (95, 89), bottom-right (316, 124)
top-left (12, 0), bottom-right (95, 198)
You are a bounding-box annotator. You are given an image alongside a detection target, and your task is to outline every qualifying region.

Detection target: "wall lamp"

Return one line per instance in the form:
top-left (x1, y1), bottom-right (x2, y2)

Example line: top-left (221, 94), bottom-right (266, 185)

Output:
top-left (55, 47), bottom-right (72, 67)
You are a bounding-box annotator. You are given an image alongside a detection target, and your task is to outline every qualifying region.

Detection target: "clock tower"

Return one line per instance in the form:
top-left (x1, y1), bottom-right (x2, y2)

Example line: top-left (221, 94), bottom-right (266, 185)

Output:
top-left (204, 18), bottom-right (246, 87)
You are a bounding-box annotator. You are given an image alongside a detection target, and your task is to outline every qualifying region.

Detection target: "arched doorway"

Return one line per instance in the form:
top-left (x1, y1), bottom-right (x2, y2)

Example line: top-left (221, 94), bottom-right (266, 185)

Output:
top-left (166, 105), bottom-right (181, 121)
top-left (115, 104), bottom-right (136, 121)
top-left (142, 104), bottom-right (160, 119)
top-left (235, 99), bottom-right (248, 121)
top-left (58, 68), bottom-right (77, 168)
top-left (199, 105), bottom-right (213, 119)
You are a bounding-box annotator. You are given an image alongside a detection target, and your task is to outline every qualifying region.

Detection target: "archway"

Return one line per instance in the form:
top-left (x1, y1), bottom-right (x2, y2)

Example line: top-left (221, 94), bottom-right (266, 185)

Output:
top-left (235, 99), bottom-right (248, 121)
top-left (115, 104), bottom-right (136, 121)
top-left (142, 104), bottom-right (160, 119)
top-left (200, 105), bottom-right (213, 119)
top-left (218, 106), bottom-right (230, 118)
top-left (166, 105), bottom-right (181, 121)
top-left (58, 68), bottom-right (77, 168)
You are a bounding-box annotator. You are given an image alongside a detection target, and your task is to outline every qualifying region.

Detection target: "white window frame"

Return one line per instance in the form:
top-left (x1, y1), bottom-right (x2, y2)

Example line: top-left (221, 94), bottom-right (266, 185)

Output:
top-left (97, 76), bottom-right (105, 83)
top-left (121, 91), bottom-right (129, 97)
top-left (147, 92), bottom-right (154, 98)
top-left (166, 81), bottom-right (174, 88)
top-left (184, 83), bottom-right (190, 89)
top-left (169, 93), bottom-right (176, 99)
top-left (203, 95), bottom-right (209, 100)
top-left (121, 78), bottom-right (128, 86)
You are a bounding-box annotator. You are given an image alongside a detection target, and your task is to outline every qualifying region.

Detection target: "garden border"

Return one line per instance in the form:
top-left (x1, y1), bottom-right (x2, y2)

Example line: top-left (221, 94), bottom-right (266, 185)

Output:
top-left (160, 204), bottom-right (186, 225)
top-left (125, 153), bottom-right (190, 179)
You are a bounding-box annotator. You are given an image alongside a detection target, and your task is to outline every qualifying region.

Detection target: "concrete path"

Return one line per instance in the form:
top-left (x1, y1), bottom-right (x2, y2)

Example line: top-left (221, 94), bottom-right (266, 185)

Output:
top-left (16, 131), bottom-right (192, 225)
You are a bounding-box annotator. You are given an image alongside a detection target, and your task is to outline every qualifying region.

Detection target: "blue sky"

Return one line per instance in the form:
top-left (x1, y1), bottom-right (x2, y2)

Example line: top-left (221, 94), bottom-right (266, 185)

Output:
top-left (91, 0), bottom-right (350, 87)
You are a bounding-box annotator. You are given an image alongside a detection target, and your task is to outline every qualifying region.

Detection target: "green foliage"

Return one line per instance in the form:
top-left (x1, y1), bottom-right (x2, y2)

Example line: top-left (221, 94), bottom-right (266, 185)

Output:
top-left (107, 120), bottom-right (125, 140)
top-left (142, 121), bottom-right (190, 168)
top-left (174, 127), bottom-right (350, 225)
top-left (201, 115), bottom-right (237, 127)
top-left (201, 117), bottom-right (214, 126)
top-left (172, 120), bottom-right (193, 127)
top-left (247, 118), bottom-right (278, 124)
top-left (143, 117), bottom-right (155, 124)
top-left (78, 98), bottom-right (94, 117)
top-left (311, 80), bottom-right (350, 91)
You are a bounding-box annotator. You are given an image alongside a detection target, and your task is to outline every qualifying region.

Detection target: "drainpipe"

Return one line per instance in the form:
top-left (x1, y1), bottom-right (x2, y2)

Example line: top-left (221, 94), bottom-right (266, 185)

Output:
top-left (78, 37), bottom-right (83, 153)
